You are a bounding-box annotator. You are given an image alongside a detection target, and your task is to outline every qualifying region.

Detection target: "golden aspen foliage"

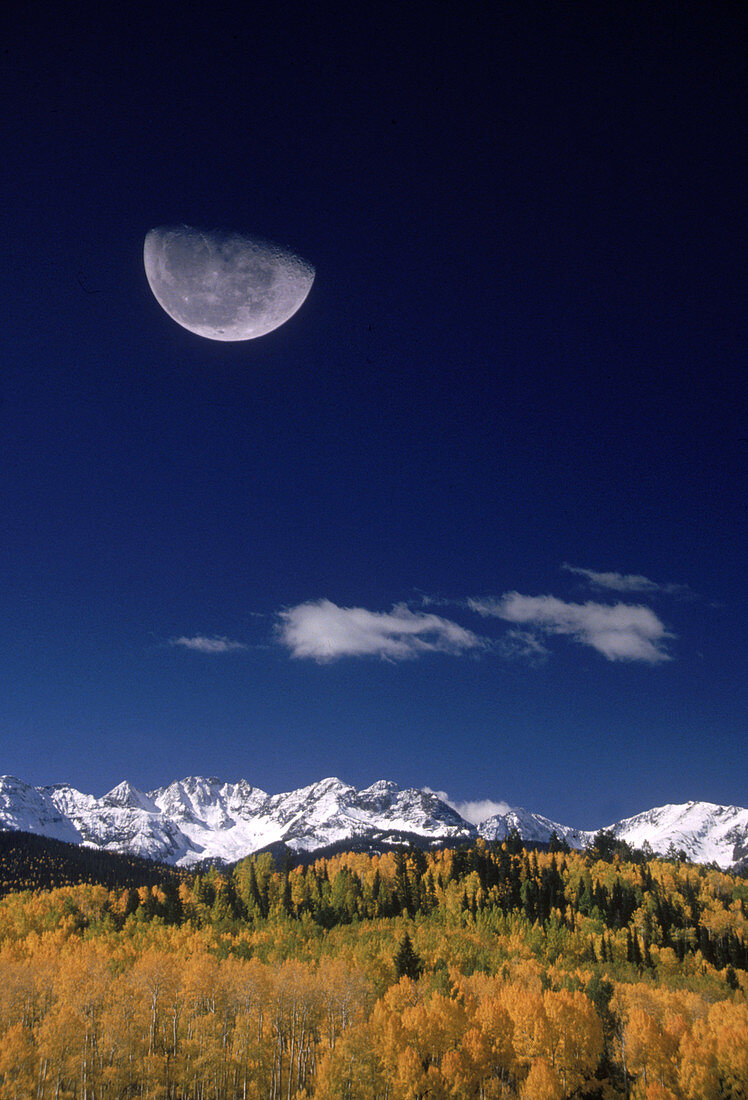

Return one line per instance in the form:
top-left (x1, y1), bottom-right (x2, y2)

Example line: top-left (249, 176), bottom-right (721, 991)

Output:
top-left (316, 955), bottom-right (371, 1050)
top-left (393, 1043), bottom-right (429, 1099)
top-left (709, 999), bottom-right (748, 1096)
top-left (0, 1021), bottom-right (36, 1100)
top-left (475, 994), bottom-right (515, 1076)
top-left (0, 842), bottom-right (745, 1097)
top-left (638, 1085), bottom-right (679, 1100)
top-left (502, 985), bottom-right (552, 1069)
top-left (542, 988), bottom-right (603, 1095)
top-left (623, 1006), bottom-right (680, 1095)
top-left (440, 1046), bottom-right (473, 1096)
top-left (519, 1056), bottom-right (564, 1100)
top-left (314, 1015), bottom-right (383, 1099)
top-left (677, 1017), bottom-right (721, 1100)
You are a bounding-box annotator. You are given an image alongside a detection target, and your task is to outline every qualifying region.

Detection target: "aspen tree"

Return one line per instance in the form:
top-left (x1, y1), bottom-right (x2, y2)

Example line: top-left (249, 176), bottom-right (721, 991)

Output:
top-left (0, 1021), bottom-right (36, 1100)
top-left (542, 989), bottom-right (603, 1094)
top-left (677, 1017), bottom-right (720, 1100)
top-left (519, 1056), bottom-right (563, 1100)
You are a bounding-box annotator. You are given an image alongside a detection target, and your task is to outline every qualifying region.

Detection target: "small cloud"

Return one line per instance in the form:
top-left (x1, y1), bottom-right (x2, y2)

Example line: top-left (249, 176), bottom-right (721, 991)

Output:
top-left (561, 563), bottom-right (690, 597)
top-left (470, 593), bottom-right (672, 663)
top-left (456, 799), bottom-right (513, 825)
top-left (467, 597), bottom-right (506, 617)
top-left (425, 788), bottom-right (512, 825)
top-left (499, 629), bottom-right (550, 664)
top-left (170, 635), bottom-right (247, 654)
top-left (413, 592), bottom-right (457, 610)
top-left (276, 599), bottom-right (483, 662)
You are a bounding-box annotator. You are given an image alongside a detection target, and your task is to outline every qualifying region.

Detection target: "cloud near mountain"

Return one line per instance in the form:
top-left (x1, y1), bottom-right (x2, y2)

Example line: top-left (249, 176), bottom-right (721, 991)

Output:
top-left (424, 789), bottom-right (513, 825)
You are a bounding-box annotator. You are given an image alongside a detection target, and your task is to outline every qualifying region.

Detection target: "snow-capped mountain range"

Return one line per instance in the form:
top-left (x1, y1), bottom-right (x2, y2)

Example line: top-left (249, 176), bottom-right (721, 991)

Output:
top-left (0, 774), bottom-right (746, 871)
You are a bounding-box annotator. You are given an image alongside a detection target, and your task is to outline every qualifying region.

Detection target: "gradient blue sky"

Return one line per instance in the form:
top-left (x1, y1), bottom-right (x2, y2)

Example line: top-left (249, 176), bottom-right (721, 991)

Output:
top-left (2, 3), bottom-right (745, 827)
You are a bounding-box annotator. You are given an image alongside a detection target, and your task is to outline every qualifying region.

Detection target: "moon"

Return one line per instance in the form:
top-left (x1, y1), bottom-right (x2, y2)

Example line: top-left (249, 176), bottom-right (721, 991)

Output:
top-left (143, 226), bottom-right (315, 341)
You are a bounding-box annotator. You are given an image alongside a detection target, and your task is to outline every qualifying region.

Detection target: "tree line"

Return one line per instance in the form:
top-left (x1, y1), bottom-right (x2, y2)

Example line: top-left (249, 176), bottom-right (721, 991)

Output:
top-left (0, 839), bottom-right (744, 1097)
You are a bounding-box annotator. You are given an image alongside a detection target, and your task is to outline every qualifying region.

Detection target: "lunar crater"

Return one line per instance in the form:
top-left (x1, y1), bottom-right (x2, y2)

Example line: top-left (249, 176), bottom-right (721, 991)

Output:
top-left (144, 225), bottom-right (314, 341)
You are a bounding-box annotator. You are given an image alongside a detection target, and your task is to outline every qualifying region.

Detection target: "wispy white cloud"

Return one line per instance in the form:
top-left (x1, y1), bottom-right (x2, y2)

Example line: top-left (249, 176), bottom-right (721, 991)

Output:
top-left (469, 593), bottom-right (672, 663)
top-left (425, 788), bottom-right (512, 825)
top-left (170, 635), bottom-right (247, 654)
top-left (561, 563), bottom-right (690, 597)
top-left (499, 629), bottom-right (550, 664)
top-left (277, 599), bottom-right (483, 662)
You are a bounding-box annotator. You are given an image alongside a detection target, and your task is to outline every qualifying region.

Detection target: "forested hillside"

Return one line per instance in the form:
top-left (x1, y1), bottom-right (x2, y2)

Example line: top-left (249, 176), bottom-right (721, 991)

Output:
top-left (0, 839), bottom-right (745, 1098)
top-left (0, 829), bottom-right (184, 895)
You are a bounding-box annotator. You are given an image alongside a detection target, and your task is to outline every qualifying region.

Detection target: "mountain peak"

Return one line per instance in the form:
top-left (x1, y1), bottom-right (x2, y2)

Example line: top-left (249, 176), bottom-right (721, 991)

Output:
top-left (1, 776), bottom-right (745, 871)
top-left (103, 781), bottom-right (155, 812)
top-left (362, 779), bottom-right (401, 795)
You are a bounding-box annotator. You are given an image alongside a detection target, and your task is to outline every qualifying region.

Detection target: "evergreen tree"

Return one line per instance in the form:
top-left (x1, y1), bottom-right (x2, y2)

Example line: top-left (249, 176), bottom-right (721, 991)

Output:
top-left (422, 872), bottom-right (438, 914)
top-left (161, 877), bottom-right (183, 924)
top-left (394, 931), bottom-right (423, 980)
top-left (394, 850), bottom-right (413, 916)
top-left (505, 827), bottom-right (523, 855)
top-left (409, 846), bottom-right (428, 877)
top-left (244, 863), bottom-right (263, 915)
top-left (139, 887), bottom-right (159, 920)
top-left (223, 874), bottom-right (246, 920)
top-left (631, 932), bottom-right (643, 967)
top-left (520, 880), bottom-right (536, 922)
top-left (587, 829), bottom-right (619, 861)
top-left (279, 874), bottom-right (292, 917)
top-left (123, 887), bottom-right (140, 919)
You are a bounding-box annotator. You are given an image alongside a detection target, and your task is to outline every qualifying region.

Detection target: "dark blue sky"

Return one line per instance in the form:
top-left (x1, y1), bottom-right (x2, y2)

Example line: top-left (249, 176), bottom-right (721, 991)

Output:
top-left (2, 3), bottom-right (745, 826)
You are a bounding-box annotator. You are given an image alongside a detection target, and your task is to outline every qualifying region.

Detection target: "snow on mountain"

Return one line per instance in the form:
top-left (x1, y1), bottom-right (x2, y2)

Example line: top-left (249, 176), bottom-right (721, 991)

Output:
top-left (103, 781), bottom-right (158, 813)
top-left (150, 777), bottom-right (285, 864)
top-left (0, 776), bottom-right (82, 845)
top-left (607, 801), bottom-right (748, 869)
top-left (0, 775), bottom-right (474, 867)
top-left (0, 774), bottom-right (746, 871)
top-left (478, 806), bottom-right (590, 850)
top-left (44, 781), bottom-right (191, 862)
top-left (476, 801), bottom-right (748, 870)
top-left (256, 777), bottom-right (475, 852)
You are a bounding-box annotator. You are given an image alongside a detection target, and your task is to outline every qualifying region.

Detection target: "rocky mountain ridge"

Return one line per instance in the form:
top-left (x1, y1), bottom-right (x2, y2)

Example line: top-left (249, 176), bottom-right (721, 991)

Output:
top-left (0, 774), bottom-right (746, 871)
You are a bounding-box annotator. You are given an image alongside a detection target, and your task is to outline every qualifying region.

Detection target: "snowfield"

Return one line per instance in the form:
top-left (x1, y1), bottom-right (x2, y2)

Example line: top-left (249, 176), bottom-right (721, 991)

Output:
top-left (1, 774), bottom-right (746, 870)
